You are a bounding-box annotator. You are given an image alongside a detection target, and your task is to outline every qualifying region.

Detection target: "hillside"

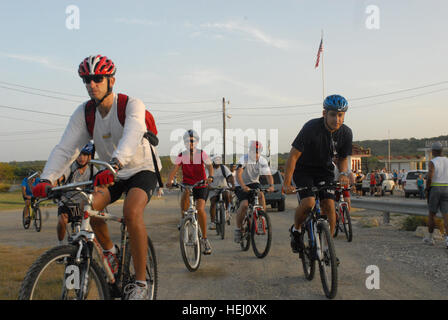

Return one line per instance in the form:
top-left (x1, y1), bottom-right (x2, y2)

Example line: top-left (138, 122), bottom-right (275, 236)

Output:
top-left (354, 135), bottom-right (448, 156)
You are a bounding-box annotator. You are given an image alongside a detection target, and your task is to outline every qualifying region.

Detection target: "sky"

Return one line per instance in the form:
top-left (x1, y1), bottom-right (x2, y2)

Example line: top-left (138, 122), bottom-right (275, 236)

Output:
top-left (0, 0), bottom-right (447, 162)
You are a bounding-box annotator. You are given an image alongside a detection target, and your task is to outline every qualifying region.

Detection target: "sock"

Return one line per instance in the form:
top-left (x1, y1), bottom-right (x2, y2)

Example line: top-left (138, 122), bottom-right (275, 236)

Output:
top-left (58, 240), bottom-right (64, 245)
top-left (136, 280), bottom-right (147, 288)
top-left (428, 232), bottom-right (433, 240)
top-left (292, 226), bottom-right (301, 233)
top-left (103, 245), bottom-right (117, 255)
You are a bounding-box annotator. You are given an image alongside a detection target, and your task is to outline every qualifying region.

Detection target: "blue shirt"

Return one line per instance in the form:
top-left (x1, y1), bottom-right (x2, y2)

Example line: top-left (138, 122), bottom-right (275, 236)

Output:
top-left (21, 177), bottom-right (41, 196)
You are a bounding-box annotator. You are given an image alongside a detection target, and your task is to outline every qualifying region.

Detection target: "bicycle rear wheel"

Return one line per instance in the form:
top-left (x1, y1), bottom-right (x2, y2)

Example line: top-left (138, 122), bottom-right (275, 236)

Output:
top-left (250, 210), bottom-right (272, 258)
top-left (240, 216), bottom-right (251, 251)
top-left (301, 223), bottom-right (316, 281)
top-left (179, 217), bottom-right (201, 272)
top-left (34, 207), bottom-right (42, 232)
top-left (341, 206), bottom-right (353, 242)
top-left (123, 236), bottom-right (158, 300)
top-left (317, 221), bottom-right (338, 299)
top-left (18, 245), bottom-right (110, 300)
top-left (22, 207), bottom-right (30, 229)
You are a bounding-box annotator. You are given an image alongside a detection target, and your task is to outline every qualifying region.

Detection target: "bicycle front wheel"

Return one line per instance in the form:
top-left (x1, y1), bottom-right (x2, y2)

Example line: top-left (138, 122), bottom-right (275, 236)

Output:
top-left (250, 210), bottom-right (272, 259)
top-left (218, 203), bottom-right (226, 240)
top-left (301, 223), bottom-right (316, 281)
top-left (22, 207), bottom-right (30, 229)
top-left (123, 236), bottom-right (158, 300)
top-left (34, 207), bottom-right (42, 232)
top-left (317, 221), bottom-right (338, 299)
top-left (341, 206), bottom-right (353, 242)
top-left (240, 216), bottom-right (251, 251)
top-left (179, 217), bottom-right (201, 272)
top-left (18, 245), bottom-right (110, 300)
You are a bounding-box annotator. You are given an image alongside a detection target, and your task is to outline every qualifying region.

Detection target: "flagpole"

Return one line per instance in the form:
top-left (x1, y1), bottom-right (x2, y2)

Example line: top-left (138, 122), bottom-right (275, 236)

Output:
top-left (321, 29), bottom-right (325, 100)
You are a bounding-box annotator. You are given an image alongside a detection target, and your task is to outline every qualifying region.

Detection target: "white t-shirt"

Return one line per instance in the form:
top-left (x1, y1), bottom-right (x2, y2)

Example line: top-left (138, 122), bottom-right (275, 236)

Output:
top-left (235, 154), bottom-right (271, 187)
top-left (41, 93), bottom-right (162, 183)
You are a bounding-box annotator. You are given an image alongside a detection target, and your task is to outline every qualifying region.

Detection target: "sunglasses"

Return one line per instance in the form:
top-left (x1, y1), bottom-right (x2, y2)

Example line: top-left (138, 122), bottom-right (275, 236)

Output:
top-left (82, 75), bottom-right (106, 84)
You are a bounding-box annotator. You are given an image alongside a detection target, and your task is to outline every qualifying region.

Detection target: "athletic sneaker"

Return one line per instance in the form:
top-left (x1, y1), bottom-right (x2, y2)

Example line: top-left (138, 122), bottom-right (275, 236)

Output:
top-left (124, 282), bottom-right (148, 300)
top-left (234, 229), bottom-right (242, 243)
top-left (289, 225), bottom-right (303, 254)
top-left (208, 222), bottom-right (216, 230)
top-left (445, 236), bottom-right (448, 249)
top-left (202, 238), bottom-right (212, 255)
top-left (423, 237), bottom-right (435, 245)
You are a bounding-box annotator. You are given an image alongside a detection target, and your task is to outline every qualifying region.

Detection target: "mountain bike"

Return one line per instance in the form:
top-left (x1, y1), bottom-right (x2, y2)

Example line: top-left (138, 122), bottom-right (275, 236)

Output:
top-left (209, 187), bottom-right (231, 240)
top-left (22, 172), bottom-right (43, 232)
top-left (173, 180), bottom-right (208, 272)
top-left (294, 181), bottom-right (338, 299)
top-left (18, 160), bottom-right (158, 300)
top-left (333, 184), bottom-right (353, 242)
top-left (239, 187), bottom-right (273, 259)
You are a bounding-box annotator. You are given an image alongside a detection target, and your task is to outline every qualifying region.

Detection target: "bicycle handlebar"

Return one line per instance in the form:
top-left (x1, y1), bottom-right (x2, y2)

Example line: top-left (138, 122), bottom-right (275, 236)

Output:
top-left (171, 179), bottom-right (208, 191)
top-left (48, 160), bottom-right (118, 198)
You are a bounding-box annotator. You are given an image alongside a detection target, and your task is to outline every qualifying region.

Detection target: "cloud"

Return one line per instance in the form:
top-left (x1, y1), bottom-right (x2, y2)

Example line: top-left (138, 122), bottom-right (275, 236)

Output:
top-left (200, 21), bottom-right (293, 50)
top-left (0, 52), bottom-right (72, 73)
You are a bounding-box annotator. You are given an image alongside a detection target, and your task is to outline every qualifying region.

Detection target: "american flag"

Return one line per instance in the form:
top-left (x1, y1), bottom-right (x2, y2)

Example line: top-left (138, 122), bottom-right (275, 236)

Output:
top-left (315, 37), bottom-right (323, 68)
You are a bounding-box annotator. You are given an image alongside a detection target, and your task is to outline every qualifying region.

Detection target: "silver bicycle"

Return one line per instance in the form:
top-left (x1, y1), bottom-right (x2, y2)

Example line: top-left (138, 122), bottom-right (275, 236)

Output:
top-left (18, 160), bottom-right (158, 300)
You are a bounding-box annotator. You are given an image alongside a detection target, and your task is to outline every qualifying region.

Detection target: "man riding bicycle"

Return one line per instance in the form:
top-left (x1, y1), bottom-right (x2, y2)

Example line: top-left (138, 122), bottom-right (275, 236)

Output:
top-left (166, 129), bottom-right (214, 255)
top-left (21, 173), bottom-right (40, 224)
top-left (234, 141), bottom-right (274, 243)
top-left (32, 55), bottom-right (162, 300)
top-left (283, 94), bottom-right (353, 257)
top-left (56, 142), bottom-right (97, 245)
top-left (207, 155), bottom-right (235, 229)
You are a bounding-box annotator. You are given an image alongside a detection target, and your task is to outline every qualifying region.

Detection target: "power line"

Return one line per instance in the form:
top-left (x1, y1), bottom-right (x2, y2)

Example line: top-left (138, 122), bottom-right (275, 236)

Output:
top-left (0, 104), bottom-right (70, 117)
top-left (0, 85), bottom-right (83, 103)
top-left (0, 80), bottom-right (86, 98)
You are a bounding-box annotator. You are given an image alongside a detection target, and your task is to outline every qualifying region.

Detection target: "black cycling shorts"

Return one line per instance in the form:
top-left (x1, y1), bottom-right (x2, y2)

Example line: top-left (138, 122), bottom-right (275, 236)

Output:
top-left (183, 186), bottom-right (209, 201)
top-left (293, 171), bottom-right (335, 201)
top-left (58, 205), bottom-right (82, 222)
top-left (108, 170), bottom-right (158, 204)
top-left (235, 183), bottom-right (261, 202)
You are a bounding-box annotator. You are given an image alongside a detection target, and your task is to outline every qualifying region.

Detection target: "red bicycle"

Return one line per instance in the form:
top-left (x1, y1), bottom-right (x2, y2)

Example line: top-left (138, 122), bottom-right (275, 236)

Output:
top-left (333, 184), bottom-right (353, 242)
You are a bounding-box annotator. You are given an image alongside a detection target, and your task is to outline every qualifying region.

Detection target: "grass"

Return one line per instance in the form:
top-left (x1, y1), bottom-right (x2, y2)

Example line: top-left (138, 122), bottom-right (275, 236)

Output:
top-left (400, 215), bottom-right (446, 233)
top-left (0, 245), bottom-right (48, 299)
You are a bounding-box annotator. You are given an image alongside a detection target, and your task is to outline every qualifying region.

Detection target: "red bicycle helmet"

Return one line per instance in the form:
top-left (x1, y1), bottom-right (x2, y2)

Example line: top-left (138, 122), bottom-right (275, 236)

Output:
top-left (249, 140), bottom-right (263, 152)
top-left (78, 55), bottom-right (116, 77)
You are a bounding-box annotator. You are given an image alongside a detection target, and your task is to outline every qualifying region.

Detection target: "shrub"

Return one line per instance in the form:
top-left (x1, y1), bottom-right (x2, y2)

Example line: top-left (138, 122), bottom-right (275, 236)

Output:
top-left (401, 215), bottom-right (445, 234)
top-left (0, 183), bottom-right (11, 193)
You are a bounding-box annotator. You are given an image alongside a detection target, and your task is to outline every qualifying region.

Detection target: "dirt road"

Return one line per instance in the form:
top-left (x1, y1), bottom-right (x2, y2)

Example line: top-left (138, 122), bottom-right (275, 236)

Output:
top-left (1, 191), bottom-right (447, 300)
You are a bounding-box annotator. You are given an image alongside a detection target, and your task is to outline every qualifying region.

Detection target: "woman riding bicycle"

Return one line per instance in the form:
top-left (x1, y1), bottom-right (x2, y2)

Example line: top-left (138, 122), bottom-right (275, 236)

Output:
top-left (166, 130), bottom-right (214, 255)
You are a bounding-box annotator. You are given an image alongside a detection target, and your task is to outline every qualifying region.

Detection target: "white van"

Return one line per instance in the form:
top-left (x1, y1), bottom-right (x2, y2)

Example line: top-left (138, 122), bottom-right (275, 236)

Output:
top-left (403, 170), bottom-right (428, 198)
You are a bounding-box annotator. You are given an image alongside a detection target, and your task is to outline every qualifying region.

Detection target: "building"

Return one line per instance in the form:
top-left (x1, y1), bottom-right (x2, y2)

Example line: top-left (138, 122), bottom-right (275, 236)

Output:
top-left (349, 144), bottom-right (371, 172)
top-left (378, 155), bottom-right (426, 171)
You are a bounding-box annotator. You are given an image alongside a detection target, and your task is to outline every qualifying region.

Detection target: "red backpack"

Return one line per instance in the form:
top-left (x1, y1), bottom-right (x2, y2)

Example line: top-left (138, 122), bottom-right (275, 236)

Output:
top-left (85, 93), bottom-right (158, 143)
top-left (84, 93), bottom-right (163, 187)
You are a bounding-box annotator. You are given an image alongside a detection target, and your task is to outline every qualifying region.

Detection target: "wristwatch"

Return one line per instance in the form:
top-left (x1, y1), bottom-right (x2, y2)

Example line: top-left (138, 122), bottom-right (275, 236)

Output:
top-left (109, 157), bottom-right (123, 171)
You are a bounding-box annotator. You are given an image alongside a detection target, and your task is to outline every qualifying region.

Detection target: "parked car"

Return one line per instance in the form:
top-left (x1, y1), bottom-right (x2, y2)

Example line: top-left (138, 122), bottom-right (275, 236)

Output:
top-left (260, 171), bottom-right (286, 211)
top-left (361, 172), bottom-right (396, 196)
top-left (403, 170), bottom-right (428, 198)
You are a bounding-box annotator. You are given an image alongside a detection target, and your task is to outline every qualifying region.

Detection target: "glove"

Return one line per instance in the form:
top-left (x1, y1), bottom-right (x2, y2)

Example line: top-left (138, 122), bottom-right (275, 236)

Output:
top-left (32, 181), bottom-right (52, 198)
top-left (94, 169), bottom-right (115, 187)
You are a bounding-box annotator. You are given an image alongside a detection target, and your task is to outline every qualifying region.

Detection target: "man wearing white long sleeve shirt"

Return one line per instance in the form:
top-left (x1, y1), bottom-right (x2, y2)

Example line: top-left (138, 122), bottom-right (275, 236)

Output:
top-left (33, 55), bottom-right (161, 300)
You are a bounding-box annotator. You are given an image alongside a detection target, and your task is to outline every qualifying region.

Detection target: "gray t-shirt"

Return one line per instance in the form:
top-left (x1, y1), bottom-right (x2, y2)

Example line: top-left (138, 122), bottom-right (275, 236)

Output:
top-left (207, 164), bottom-right (232, 188)
top-left (60, 162), bottom-right (98, 205)
top-left (235, 154), bottom-right (271, 186)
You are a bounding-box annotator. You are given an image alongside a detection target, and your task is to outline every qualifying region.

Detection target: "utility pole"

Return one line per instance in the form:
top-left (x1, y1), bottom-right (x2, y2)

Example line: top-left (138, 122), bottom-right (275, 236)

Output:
top-left (222, 97), bottom-right (226, 164)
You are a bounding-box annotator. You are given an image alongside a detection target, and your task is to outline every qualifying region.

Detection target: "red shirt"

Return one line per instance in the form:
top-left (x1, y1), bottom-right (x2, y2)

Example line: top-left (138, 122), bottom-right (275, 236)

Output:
top-left (175, 149), bottom-right (211, 187)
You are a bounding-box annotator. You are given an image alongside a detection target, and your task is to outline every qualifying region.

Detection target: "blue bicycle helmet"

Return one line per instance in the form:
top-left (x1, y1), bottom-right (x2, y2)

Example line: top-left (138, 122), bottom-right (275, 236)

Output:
top-left (183, 129), bottom-right (200, 142)
top-left (323, 94), bottom-right (349, 112)
top-left (81, 141), bottom-right (95, 156)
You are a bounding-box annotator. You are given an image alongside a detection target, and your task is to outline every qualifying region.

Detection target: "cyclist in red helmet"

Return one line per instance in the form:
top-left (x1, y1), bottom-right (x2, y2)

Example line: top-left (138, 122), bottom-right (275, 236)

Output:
top-left (233, 140), bottom-right (274, 243)
top-left (32, 54), bottom-right (162, 300)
